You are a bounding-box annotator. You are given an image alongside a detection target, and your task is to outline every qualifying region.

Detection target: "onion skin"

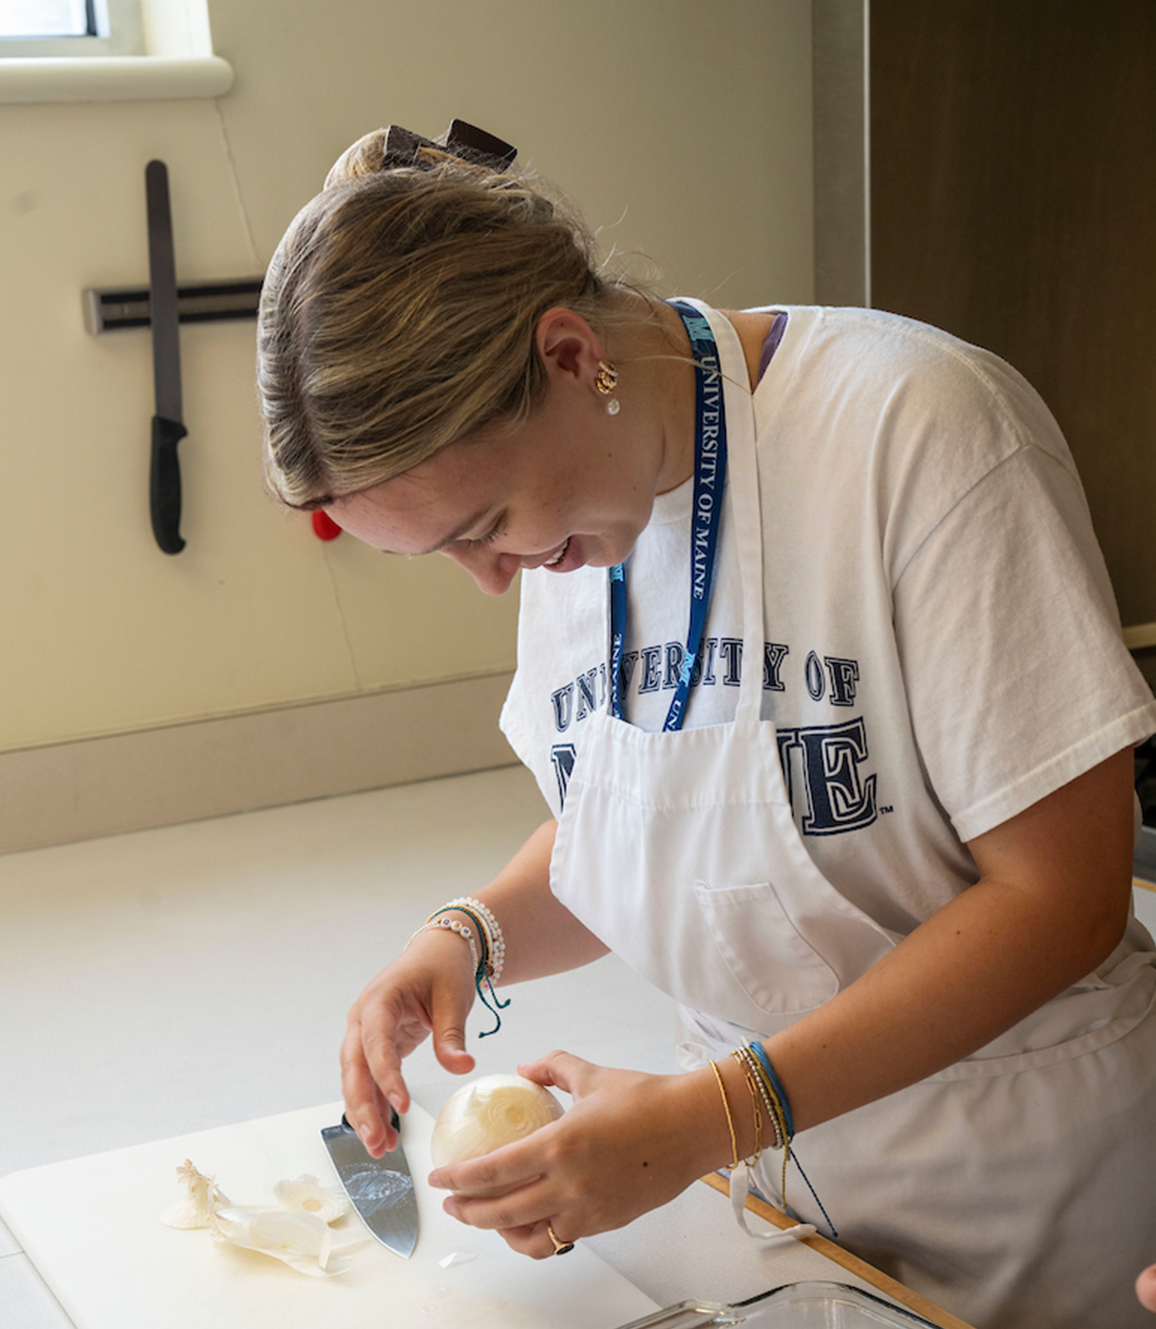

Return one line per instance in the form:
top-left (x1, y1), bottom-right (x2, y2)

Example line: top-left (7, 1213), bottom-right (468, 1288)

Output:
top-left (430, 1074), bottom-right (564, 1184)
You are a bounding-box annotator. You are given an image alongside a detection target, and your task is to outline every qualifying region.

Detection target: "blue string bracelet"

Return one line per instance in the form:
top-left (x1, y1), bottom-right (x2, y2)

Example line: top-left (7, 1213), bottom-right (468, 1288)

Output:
top-left (747, 1042), bottom-right (795, 1139)
top-left (744, 1042), bottom-right (837, 1238)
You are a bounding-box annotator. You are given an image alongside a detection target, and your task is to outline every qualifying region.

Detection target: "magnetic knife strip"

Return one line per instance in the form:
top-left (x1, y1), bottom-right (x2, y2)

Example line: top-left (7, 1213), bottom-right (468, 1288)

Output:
top-left (84, 277), bottom-right (263, 334)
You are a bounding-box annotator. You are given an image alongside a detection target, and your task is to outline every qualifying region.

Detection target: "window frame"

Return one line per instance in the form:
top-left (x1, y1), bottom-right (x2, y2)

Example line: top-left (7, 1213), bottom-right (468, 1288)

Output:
top-left (0, 0), bottom-right (145, 58)
top-left (0, 0), bottom-right (231, 102)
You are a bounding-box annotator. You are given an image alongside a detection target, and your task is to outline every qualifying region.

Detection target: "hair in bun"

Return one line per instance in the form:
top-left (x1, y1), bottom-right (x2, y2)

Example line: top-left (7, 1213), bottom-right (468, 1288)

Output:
top-left (257, 122), bottom-right (644, 508)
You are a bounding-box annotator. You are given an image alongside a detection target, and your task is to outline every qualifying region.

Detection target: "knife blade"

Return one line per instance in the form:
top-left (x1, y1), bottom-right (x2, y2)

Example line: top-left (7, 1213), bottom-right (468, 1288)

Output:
top-left (145, 159), bottom-right (186, 555)
top-left (321, 1112), bottom-right (419, 1259)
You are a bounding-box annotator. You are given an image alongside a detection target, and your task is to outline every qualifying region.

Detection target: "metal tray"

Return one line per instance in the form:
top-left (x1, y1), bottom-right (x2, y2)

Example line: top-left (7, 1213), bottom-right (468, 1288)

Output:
top-left (614, 1281), bottom-right (945, 1328)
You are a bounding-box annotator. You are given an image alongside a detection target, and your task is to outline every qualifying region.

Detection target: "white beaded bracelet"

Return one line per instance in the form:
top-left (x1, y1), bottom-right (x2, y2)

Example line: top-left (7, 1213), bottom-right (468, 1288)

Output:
top-left (411, 899), bottom-right (511, 1039)
top-left (405, 917), bottom-right (479, 977)
top-left (443, 896), bottom-right (506, 980)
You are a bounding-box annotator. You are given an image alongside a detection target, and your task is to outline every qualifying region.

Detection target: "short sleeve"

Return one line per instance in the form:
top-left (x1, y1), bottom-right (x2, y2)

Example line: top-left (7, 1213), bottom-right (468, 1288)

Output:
top-left (893, 442), bottom-right (1156, 843)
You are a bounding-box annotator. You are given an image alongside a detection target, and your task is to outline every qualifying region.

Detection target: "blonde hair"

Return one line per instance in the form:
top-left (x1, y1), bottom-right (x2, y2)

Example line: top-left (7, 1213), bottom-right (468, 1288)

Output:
top-left (257, 128), bottom-right (646, 509)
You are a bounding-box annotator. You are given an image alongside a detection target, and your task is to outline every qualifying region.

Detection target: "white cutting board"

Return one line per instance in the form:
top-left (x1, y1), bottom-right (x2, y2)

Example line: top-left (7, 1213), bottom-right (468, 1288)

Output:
top-left (0, 1102), bottom-right (661, 1329)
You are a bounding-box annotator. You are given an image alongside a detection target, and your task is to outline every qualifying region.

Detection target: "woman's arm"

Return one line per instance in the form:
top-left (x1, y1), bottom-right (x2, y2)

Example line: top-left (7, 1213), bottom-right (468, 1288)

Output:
top-left (429, 748), bottom-right (1138, 1254)
top-left (342, 817), bottom-right (609, 1155)
top-left (759, 746), bottom-right (1136, 1136)
top-left (457, 819), bottom-right (611, 985)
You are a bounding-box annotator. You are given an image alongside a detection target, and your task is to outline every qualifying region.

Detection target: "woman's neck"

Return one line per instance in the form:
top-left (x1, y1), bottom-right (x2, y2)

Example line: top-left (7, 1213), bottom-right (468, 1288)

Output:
top-left (632, 301), bottom-right (776, 494)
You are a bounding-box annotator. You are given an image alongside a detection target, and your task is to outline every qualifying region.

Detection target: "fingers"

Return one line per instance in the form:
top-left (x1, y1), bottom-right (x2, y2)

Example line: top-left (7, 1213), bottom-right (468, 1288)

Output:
top-left (441, 1174), bottom-right (558, 1244)
top-left (341, 936), bottom-right (480, 1157)
top-left (432, 1006), bottom-right (476, 1078)
top-left (435, 1060), bottom-right (711, 1260)
top-left (429, 1134), bottom-right (549, 1201)
top-left (360, 1022), bottom-right (410, 1116)
top-left (341, 979), bottom-right (421, 1155)
top-left (340, 1021), bottom-right (405, 1157)
top-left (1136, 1263), bottom-right (1156, 1312)
top-left (516, 1049), bottom-right (591, 1095)
top-left (436, 1162), bottom-right (577, 1263)
top-left (429, 1051), bottom-right (586, 1214)
top-left (496, 1219), bottom-right (573, 1261)
top-left (399, 927), bottom-right (478, 1077)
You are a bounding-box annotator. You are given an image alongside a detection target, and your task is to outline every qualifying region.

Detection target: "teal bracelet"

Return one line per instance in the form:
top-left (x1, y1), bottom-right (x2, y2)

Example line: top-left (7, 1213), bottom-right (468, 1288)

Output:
top-left (427, 902), bottom-right (510, 1037)
top-left (747, 1042), bottom-right (794, 1139)
top-left (744, 1042), bottom-right (838, 1238)
top-left (431, 904), bottom-right (490, 970)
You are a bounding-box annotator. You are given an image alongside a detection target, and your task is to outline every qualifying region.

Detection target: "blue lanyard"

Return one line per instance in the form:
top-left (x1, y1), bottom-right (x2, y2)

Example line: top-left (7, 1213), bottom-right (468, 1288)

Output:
top-left (608, 302), bottom-right (728, 730)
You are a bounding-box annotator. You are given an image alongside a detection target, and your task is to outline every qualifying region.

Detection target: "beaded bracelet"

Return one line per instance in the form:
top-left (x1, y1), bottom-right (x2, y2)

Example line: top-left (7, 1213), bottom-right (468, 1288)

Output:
top-left (420, 898), bottom-right (511, 1037)
top-left (428, 901), bottom-right (508, 1017)
top-left (746, 1041), bottom-right (795, 1139)
top-left (430, 902), bottom-right (496, 980)
top-left (405, 917), bottom-right (479, 976)
top-left (439, 896), bottom-right (506, 980)
top-left (732, 1047), bottom-right (785, 1150)
top-left (430, 899), bottom-right (508, 985)
top-left (432, 907), bottom-right (489, 976)
top-left (733, 1044), bottom-right (793, 1210)
top-left (731, 1048), bottom-right (778, 1153)
top-left (735, 1042), bottom-right (838, 1239)
top-left (440, 903), bottom-right (508, 1022)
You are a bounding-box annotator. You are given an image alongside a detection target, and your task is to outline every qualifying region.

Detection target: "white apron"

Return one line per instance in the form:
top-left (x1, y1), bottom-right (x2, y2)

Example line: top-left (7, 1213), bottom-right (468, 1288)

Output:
top-left (549, 308), bottom-right (1156, 1329)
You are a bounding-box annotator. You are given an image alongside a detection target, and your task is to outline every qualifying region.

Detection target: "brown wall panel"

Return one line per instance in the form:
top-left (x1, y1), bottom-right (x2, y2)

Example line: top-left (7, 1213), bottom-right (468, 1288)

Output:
top-left (870, 0), bottom-right (1156, 626)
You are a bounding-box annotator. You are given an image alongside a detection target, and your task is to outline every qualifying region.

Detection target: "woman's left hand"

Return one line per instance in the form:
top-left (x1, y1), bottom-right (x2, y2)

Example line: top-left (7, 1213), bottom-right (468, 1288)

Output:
top-left (426, 1050), bottom-right (727, 1258)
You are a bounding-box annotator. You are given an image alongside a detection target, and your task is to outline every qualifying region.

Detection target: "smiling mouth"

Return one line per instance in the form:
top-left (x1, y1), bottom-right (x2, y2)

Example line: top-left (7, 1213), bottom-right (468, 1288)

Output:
top-left (543, 538), bottom-right (570, 568)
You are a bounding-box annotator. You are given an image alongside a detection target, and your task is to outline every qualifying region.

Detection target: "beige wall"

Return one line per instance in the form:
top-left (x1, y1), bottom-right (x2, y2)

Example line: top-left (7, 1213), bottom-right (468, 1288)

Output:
top-left (0, 0), bottom-right (814, 844)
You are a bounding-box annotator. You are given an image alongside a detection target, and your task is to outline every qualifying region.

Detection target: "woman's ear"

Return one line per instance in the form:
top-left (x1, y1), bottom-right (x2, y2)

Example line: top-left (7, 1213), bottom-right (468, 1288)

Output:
top-left (535, 308), bottom-right (604, 385)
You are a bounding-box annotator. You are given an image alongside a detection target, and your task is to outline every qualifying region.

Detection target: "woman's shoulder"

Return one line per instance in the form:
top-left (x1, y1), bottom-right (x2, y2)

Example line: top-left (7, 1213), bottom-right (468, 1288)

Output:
top-left (755, 304), bottom-right (1077, 483)
top-left (760, 305), bottom-right (1054, 418)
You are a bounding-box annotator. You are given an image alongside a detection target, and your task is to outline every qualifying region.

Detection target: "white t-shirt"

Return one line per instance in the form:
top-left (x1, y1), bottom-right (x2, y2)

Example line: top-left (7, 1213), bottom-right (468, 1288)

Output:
top-left (500, 305), bottom-right (1156, 937)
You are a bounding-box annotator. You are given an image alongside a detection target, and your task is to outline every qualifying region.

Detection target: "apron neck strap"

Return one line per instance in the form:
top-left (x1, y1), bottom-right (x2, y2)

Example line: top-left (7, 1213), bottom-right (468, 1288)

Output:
top-left (711, 314), bottom-right (767, 724)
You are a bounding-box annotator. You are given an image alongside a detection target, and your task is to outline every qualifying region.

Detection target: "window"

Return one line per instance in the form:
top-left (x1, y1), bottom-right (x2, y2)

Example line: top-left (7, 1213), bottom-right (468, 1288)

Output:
top-left (0, 0), bottom-right (231, 101)
top-left (1, 1), bottom-right (96, 36)
top-left (0, 0), bottom-right (144, 56)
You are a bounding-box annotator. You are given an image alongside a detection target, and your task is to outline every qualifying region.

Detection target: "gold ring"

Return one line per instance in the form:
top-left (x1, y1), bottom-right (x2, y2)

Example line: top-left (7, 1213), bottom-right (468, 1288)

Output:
top-left (547, 1223), bottom-right (575, 1256)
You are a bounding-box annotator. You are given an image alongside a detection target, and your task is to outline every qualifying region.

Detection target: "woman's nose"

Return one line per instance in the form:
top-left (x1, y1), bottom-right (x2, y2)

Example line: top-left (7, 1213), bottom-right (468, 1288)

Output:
top-left (442, 545), bottom-right (521, 596)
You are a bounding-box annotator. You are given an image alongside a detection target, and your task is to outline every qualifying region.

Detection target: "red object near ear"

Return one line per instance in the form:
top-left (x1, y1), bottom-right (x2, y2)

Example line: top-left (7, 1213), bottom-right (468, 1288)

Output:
top-left (312, 510), bottom-right (342, 541)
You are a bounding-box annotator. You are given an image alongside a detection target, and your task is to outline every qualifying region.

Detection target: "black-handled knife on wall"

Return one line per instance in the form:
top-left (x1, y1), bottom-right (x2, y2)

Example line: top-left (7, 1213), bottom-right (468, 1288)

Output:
top-left (145, 160), bottom-right (186, 555)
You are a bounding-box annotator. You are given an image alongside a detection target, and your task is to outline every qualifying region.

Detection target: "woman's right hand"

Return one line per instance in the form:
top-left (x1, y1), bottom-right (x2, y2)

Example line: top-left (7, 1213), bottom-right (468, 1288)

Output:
top-left (340, 927), bottom-right (478, 1157)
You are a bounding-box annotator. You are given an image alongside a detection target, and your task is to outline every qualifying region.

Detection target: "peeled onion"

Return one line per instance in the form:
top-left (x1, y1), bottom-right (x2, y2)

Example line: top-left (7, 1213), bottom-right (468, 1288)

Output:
top-left (430, 1074), bottom-right (564, 1171)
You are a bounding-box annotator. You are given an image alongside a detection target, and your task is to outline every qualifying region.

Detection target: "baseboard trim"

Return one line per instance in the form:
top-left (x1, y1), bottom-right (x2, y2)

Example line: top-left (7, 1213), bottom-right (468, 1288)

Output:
top-left (1124, 622), bottom-right (1156, 651)
top-left (0, 672), bottom-right (519, 856)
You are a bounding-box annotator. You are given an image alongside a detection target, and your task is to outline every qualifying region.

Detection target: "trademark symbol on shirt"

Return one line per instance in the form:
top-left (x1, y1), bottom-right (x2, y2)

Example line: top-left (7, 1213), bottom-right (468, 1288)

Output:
top-left (880, 805), bottom-right (895, 815)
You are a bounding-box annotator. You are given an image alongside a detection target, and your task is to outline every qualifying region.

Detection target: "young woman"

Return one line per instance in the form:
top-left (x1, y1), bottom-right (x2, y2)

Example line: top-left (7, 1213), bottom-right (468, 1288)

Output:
top-left (258, 123), bottom-right (1156, 1329)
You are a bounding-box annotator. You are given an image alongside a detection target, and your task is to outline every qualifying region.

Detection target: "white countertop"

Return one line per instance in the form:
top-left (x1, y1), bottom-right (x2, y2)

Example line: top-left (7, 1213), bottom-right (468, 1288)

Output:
top-left (3, 765), bottom-right (1153, 1327)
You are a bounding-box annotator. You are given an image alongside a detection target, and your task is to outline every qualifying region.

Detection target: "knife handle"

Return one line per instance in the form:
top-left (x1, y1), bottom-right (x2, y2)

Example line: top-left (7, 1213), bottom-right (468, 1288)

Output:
top-left (341, 1109), bottom-right (402, 1133)
top-left (150, 414), bottom-right (186, 554)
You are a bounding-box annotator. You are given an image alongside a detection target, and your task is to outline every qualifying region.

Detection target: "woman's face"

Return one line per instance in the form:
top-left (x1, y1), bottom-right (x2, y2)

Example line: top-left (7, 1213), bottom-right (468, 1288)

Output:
top-left (327, 370), bottom-right (670, 596)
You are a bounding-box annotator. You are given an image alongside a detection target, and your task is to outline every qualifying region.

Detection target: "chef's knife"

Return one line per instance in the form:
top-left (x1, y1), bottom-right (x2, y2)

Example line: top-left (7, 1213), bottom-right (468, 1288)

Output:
top-left (145, 159), bottom-right (186, 555)
top-left (321, 1112), bottom-right (418, 1259)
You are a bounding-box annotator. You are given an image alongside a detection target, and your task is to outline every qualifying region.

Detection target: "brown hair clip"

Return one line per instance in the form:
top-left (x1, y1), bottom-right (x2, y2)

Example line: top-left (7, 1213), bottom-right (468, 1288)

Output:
top-left (382, 119), bottom-right (517, 173)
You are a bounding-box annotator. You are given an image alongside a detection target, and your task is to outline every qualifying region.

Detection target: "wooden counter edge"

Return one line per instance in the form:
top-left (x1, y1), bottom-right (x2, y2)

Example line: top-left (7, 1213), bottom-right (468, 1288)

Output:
top-left (698, 1172), bottom-right (976, 1329)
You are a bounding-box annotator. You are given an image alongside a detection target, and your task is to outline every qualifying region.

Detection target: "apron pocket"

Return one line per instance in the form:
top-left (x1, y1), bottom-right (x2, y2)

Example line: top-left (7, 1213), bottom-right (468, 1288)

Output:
top-left (694, 880), bottom-right (840, 1017)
